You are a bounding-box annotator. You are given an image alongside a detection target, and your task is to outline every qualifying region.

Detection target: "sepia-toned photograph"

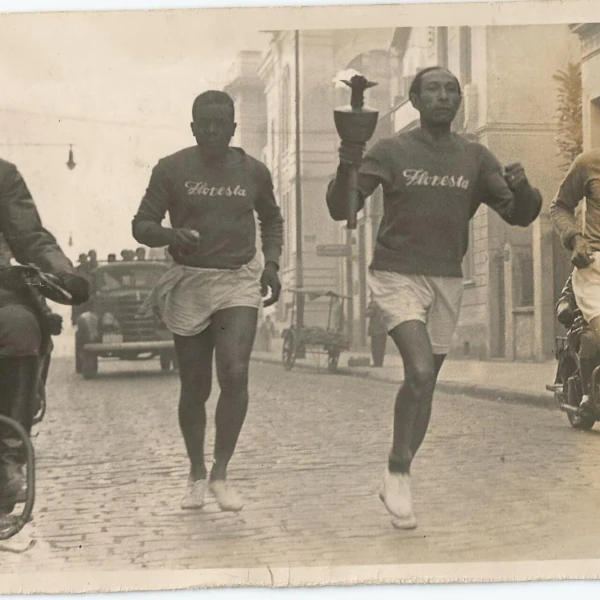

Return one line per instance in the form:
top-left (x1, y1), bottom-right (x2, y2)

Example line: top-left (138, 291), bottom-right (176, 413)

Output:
top-left (1, 0), bottom-right (600, 593)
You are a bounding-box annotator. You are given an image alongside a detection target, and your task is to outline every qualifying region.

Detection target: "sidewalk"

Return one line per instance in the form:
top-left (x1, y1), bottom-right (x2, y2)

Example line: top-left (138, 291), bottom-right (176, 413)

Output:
top-left (252, 338), bottom-right (558, 409)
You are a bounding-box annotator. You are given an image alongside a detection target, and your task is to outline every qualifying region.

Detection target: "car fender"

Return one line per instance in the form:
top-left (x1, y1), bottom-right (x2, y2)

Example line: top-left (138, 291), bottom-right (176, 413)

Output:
top-left (76, 312), bottom-right (100, 342)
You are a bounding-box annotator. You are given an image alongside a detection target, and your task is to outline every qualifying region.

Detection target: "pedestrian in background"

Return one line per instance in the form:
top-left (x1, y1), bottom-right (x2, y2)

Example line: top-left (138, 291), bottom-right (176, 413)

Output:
top-left (75, 253), bottom-right (89, 276)
top-left (87, 249), bottom-right (98, 271)
top-left (259, 315), bottom-right (276, 352)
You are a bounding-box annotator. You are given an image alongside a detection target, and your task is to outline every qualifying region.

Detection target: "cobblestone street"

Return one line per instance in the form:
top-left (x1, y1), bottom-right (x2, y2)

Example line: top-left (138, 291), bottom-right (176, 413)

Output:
top-left (3, 352), bottom-right (600, 577)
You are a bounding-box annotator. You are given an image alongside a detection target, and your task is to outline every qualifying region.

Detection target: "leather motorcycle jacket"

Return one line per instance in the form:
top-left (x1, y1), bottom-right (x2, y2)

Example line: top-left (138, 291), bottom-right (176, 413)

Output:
top-left (0, 158), bottom-right (89, 304)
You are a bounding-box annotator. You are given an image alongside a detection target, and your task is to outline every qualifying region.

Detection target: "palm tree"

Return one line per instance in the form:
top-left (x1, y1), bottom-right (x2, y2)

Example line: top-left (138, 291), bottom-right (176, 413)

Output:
top-left (553, 62), bottom-right (583, 171)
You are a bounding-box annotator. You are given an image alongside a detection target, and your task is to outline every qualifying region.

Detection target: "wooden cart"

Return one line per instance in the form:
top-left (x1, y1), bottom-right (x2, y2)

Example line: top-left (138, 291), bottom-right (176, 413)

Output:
top-left (281, 288), bottom-right (350, 373)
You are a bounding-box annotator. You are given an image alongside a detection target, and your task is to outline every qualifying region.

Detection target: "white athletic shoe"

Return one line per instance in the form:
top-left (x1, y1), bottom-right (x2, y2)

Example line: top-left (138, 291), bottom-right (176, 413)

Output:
top-left (209, 480), bottom-right (244, 512)
top-left (379, 469), bottom-right (417, 530)
top-left (181, 478), bottom-right (207, 510)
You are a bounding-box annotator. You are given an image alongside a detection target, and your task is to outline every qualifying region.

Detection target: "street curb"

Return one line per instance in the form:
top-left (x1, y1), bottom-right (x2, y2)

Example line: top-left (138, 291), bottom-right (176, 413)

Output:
top-left (433, 381), bottom-right (556, 410)
top-left (251, 354), bottom-right (556, 410)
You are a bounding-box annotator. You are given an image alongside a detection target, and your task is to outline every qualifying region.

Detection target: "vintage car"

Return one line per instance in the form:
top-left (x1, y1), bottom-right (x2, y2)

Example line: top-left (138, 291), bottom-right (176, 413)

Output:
top-left (75, 260), bottom-right (176, 379)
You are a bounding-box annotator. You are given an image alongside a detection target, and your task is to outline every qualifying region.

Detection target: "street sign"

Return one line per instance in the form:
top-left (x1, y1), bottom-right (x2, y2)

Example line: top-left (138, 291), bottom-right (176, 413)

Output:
top-left (316, 244), bottom-right (351, 257)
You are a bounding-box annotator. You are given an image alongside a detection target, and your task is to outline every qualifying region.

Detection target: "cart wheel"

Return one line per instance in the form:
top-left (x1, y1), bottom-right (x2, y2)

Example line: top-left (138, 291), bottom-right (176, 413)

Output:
top-left (282, 331), bottom-right (296, 371)
top-left (327, 349), bottom-right (340, 373)
top-left (0, 416), bottom-right (35, 541)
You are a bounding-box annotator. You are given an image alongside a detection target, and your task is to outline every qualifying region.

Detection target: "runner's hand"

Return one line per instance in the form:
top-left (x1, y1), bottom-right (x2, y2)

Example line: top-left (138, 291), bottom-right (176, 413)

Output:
top-left (571, 234), bottom-right (594, 269)
top-left (339, 141), bottom-right (365, 168)
top-left (261, 262), bottom-right (281, 308)
top-left (504, 163), bottom-right (528, 192)
top-left (173, 228), bottom-right (200, 254)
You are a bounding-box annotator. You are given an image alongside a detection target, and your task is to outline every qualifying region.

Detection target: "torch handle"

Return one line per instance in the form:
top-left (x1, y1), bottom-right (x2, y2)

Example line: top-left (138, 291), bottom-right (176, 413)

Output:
top-left (346, 165), bottom-right (359, 230)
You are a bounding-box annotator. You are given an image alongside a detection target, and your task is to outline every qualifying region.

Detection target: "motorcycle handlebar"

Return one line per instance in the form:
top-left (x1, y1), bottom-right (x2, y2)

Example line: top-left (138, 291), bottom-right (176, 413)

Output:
top-left (0, 265), bottom-right (74, 305)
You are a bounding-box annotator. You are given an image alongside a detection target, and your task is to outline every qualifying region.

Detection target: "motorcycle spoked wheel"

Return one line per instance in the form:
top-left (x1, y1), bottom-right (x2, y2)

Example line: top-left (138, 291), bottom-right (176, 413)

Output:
top-left (0, 416), bottom-right (35, 541)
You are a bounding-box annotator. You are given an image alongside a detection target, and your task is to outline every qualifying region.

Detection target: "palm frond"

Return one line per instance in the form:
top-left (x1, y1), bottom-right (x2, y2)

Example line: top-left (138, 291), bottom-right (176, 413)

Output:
top-left (553, 61), bottom-right (583, 170)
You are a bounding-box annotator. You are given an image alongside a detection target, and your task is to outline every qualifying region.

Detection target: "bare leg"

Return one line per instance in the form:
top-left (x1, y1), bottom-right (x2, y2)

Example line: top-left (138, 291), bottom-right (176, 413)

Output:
top-left (409, 353), bottom-right (446, 458)
top-left (210, 306), bottom-right (258, 481)
top-left (388, 321), bottom-right (438, 474)
top-left (173, 328), bottom-right (215, 481)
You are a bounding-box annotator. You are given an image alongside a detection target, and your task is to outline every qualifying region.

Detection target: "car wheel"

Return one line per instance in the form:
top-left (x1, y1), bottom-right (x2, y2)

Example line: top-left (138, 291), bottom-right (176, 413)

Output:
top-left (75, 332), bottom-right (84, 374)
top-left (159, 353), bottom-right (172, 371)
top-left (82, 352), bottom-right (98, 379)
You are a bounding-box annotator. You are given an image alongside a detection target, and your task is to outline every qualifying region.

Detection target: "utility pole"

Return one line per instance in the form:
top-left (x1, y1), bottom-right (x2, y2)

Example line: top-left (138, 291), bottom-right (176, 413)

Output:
top-left (345, 229), bottom-right (354, 349)
top-left (294, 29), bottom-right (305, 328)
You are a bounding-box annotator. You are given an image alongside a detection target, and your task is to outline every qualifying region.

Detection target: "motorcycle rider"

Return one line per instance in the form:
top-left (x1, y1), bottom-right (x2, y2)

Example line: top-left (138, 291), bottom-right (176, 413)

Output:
top-left (0, 158), bottom-right (89, 516)
top-left (0, 234), bottom-right (64, 425)
top-left (550, 148), bottom-right (600, 412)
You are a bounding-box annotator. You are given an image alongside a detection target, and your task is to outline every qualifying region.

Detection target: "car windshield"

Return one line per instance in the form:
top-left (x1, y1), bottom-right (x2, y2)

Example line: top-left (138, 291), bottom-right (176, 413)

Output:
top-left (93, 263), bottom-right (167, 292)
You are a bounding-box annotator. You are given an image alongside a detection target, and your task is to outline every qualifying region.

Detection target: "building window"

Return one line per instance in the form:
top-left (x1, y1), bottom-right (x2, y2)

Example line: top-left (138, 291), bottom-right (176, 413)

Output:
top-left (270, 118), bottom-right (276, 168)
top-left (591, 96), bottom-right (600, 149)
top-left (281, 65), bottom-right (291, 153)
top-left (516, 252), bottom-right (534, 308)
top-left (459, 26), bottom-right (472, 85)
top-left (437, 27), bottom-right (449, 68)
top-left (284, 189), bottom-right (296, 268)
top-left (279, 191), bottom-right (288, 268)
top-left (462, 220), bottom-right (475, 282)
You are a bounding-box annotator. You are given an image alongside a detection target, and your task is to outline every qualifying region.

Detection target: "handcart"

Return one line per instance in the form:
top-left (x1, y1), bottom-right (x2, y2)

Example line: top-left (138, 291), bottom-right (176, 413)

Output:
top-left (281, 288), bottom-right (350, 373)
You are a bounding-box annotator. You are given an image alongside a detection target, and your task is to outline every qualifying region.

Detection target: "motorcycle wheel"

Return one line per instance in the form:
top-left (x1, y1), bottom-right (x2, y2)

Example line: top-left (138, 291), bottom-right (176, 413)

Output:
top-left (567, 412), bottom-right (596, 430)
top-left (566, 376), bottom-right (596, 430)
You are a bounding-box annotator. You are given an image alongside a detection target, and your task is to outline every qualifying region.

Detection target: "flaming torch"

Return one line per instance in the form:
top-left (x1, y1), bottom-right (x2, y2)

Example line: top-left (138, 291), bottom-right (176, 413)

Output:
top-left (333, 71), bottom-right (378, 230)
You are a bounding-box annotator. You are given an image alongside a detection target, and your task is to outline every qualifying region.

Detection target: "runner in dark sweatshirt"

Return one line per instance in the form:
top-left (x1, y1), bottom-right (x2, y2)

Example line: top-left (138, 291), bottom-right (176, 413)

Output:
top-left (132, 90), bottom-right (283, 513)
top-left (326, 66), bottom-right (542, 530)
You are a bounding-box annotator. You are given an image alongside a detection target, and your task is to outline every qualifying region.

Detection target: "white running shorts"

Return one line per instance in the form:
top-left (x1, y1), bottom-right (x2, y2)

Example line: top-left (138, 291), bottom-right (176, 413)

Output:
top-left (367, 269), bottom-right (463, 355)
top-left (140, 254), bottom-right (263, 336)
top-left (572, 252), bottom-right (600, 324)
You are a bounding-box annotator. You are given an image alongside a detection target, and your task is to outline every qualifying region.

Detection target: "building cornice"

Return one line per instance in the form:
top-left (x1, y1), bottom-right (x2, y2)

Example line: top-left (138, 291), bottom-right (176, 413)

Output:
top-left (476, 122), bottom-right (558, 136)
top-left (224, 76), bottom-right (264, 95)
top-left (572, 23), bottom-right (600, 59)
top-left (571, 23), bottom-right (600, 38)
